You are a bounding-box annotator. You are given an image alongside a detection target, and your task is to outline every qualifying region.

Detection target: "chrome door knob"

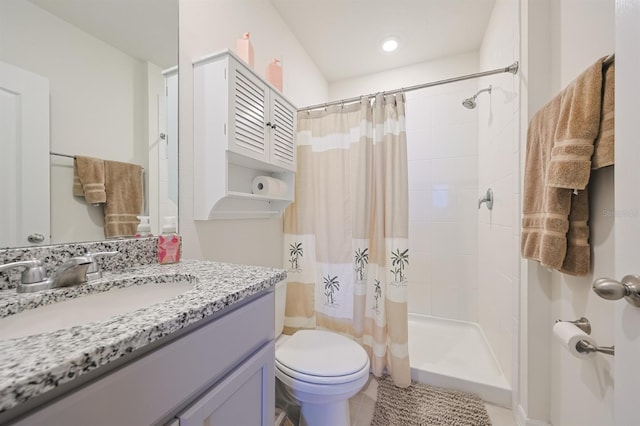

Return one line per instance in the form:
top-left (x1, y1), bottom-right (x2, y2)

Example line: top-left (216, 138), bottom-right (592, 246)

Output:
top-left (27, 233), bottom-right (45, 244)
top-left (593, 275), bottom-right (640, 307)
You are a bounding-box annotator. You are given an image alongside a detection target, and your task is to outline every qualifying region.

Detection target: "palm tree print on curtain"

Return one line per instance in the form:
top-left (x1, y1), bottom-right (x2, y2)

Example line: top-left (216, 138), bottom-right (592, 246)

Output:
top-left (390, 248), bottom-right (409, 283)
top-left (323, 275), bottom-right (340, 305)
top-left (289, 242), bottom-right (303, 270)
top-left (354, 248), bottom-right (369, 281)
top-left (283, 93), bottom-right (410, 388)
top-left (373, 279), bottom-right (382, 313)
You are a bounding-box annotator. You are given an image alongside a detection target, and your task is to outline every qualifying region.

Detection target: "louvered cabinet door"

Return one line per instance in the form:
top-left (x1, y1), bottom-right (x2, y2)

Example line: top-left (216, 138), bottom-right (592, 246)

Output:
top-left (228, 60), bottom-right (269, 163)
top-left (269, 91), bottom-right (296, 171)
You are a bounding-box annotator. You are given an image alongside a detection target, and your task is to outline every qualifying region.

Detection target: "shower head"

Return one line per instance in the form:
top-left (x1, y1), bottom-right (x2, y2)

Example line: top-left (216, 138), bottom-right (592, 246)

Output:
top-left (462, 97), bottom-right (477, 109)
top-left (462, 85), bottom-right (492, 109)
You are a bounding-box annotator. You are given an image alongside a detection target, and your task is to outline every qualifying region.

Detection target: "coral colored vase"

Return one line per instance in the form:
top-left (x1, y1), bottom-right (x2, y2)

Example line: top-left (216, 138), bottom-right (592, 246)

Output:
top-left (236, 32), bottom-right (254, 69)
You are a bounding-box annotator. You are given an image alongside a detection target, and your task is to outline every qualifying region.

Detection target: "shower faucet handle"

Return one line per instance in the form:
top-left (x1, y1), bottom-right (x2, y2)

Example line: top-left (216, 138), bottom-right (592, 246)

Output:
top-left (478, 188), bottom-right (493, 210)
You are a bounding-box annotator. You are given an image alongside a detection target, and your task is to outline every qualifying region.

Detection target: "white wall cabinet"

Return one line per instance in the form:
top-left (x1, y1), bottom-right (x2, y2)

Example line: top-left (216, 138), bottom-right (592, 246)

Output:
top-left (12, 292), bottom-right (275, 426)
top-left (193, 50), bottom-right (297, 220)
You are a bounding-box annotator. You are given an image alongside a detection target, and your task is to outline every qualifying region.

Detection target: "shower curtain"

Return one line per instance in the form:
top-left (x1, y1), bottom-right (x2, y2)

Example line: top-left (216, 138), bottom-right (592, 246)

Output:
top-left (283, 94), bottom-right (410, 387)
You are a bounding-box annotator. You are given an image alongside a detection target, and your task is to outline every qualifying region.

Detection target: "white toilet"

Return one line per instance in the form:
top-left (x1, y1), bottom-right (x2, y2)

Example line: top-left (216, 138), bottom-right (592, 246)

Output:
top-left (274, 280), bottom-right (370, 426)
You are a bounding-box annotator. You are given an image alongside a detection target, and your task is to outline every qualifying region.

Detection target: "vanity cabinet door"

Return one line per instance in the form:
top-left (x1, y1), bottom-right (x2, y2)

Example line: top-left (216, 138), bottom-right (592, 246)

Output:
top-left (177, 341), bottom-right (275, 426)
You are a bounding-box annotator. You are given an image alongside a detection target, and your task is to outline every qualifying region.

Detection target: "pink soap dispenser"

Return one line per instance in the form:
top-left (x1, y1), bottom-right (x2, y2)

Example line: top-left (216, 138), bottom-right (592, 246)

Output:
top-left (236, 32), bottom-right (254, 69)
top-left (266, 58), bottom-right (283, 91)
top-left (158, 216), bottom-right (181, 264)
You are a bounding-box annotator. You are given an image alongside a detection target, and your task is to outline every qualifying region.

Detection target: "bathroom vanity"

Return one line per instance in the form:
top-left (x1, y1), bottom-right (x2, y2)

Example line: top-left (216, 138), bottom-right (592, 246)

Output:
top-left (0, 241), bottom-right (285, 426)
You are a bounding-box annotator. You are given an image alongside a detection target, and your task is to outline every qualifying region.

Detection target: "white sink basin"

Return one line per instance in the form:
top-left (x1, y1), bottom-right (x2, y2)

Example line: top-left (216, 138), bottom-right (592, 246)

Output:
top-left (0, 281), bottom-right (194, 340)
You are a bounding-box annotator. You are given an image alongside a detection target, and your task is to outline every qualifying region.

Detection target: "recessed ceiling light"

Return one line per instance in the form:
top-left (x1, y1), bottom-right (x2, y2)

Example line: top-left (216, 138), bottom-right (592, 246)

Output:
top-left (382, 38), bottom-right (398, 52)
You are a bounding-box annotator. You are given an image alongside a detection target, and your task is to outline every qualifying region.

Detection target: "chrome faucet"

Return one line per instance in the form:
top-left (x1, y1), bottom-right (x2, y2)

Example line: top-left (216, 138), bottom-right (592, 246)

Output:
top-left (48, 256), bottom-right (93, 288)
top-left (0, 256), bottom-right (93, 293)
top-left (85, 251), bottom-right (119, 281)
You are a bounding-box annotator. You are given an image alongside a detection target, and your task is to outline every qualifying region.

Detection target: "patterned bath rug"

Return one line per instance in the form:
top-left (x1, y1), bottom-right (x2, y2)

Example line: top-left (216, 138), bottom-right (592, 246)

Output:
top-left (371, 376), bottom-right (492, 426)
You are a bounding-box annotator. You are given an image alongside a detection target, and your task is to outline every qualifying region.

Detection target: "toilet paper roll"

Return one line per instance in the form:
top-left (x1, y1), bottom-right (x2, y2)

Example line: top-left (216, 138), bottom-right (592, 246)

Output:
top-left (553, 321), bottom-right (598, 359)
top-left (252, 176), bottom-right (288, 197)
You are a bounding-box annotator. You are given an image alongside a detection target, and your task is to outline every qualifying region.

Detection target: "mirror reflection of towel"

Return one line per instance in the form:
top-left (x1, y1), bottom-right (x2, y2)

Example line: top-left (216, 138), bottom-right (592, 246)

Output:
top-left (104, 160), bottom-right (143, 238)
top-left (73, 156), bottom-right (106, 204)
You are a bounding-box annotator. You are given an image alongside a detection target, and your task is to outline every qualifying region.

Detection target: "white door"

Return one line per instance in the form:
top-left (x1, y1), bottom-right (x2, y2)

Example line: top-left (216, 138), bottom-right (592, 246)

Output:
top-left (613, 1), bottom-right (640, 424)
top-left (0, 61), bottom-right (50, 247)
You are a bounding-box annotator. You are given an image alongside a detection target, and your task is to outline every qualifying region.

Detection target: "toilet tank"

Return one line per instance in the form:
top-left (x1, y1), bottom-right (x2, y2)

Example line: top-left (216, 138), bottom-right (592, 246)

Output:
top-left (275, 280), bottom-right (287, 337)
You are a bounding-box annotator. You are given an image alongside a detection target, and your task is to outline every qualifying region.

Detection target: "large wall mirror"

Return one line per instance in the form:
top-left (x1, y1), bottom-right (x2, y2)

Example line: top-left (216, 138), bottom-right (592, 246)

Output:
top-left (0, 0), bottom-right (178, 249)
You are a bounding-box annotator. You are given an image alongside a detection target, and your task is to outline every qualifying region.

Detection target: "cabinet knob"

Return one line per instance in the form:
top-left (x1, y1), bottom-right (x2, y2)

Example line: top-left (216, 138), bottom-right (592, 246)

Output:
top-left (265, 121), bottom-right (271, 127)
top-left (271, 123), bottom-right (277, 129)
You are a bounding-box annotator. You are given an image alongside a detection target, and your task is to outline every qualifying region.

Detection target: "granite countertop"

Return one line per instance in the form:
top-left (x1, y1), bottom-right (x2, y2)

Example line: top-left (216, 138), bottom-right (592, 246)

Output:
top-left (0, 259), bottom-right (286, 415)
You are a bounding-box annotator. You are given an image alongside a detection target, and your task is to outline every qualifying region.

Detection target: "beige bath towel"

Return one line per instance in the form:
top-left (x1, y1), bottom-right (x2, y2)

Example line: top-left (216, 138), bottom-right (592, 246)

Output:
top-left (73, 156), bottom-right (106, 204)
top-left (522, 95), bottom-right (573, 272)
top-left (592, 61), bottom-right (615, 169)
top-left (104, 160), bottom-right (144, 238)
top-left (522, 56), bottom-right (613, 276)
top-left (546, 59), bottom-right (604, 190)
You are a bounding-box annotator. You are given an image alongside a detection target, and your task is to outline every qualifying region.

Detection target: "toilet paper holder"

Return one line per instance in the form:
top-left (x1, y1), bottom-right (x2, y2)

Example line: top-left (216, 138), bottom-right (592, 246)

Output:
top-left (555, 317), bottom-right (615, 356)
top-left (555, 317), bottom-right (591, 334)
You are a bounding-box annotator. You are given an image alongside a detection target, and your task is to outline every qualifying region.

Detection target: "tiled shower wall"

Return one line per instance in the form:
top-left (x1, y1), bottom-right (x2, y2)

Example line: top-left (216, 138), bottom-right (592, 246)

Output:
top-left (406, 81), bottom-right (480, 321)
top-left (477, 0), bottom-right (520, 387)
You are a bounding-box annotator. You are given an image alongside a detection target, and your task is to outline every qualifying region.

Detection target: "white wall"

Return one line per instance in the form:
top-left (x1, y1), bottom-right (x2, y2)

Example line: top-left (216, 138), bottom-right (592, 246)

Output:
top-left (548, 1), bottom-right (615, 425)
top-left (178, 0), bottom-right (328, 266)
top-left (519, 0), bottom-right (615, 425)
top-left (0, 0), bottom-right (151, 244)
top-left (477, 0), bottom-right (520, 390)
top-left (518, 0), bottom-right (554, 422)
top-left (329, 53), bottom-right (481, 321)
top-left (329, 53), bottom-right (478, 101)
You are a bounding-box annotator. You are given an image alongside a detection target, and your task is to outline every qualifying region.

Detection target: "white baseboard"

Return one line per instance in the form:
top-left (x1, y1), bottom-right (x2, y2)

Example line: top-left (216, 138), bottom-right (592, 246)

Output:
top-left (516, 404), bottom-right (551, 426)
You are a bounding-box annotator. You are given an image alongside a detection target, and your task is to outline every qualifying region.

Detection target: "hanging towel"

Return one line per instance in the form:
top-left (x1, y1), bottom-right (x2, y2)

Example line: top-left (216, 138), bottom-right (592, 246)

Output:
top-left (592, 61), bottom-right (615, 169)
top-left (73, 156), bottom-right (106, 204)
top-left (521, 56), bottom-right (614, 276)
top-left (104, 160), bottom-right (144, 238)
top-left (546, 58), bottom-right (606, 190)
top-left (521, 95), bottom-right (573, 272)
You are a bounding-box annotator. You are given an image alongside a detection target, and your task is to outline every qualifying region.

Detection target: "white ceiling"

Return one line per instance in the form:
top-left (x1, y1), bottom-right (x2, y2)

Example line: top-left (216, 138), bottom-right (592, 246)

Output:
top-left (27, 0), bottom-right (494, 82)
top-left (270, 0), bottom-right (496, 82)
top-left (28, 0), bottom-right (178, 69)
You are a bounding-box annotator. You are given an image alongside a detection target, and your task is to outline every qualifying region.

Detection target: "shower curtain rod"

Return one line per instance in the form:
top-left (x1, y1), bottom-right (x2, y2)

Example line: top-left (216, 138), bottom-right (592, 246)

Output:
top-left (299, 61), bottom-right (520, 112)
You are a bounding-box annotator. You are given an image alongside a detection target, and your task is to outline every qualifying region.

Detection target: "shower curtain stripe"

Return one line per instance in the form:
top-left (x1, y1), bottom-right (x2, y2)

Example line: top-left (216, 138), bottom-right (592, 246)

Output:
top-left (284, 94), bottom-right (411, 388)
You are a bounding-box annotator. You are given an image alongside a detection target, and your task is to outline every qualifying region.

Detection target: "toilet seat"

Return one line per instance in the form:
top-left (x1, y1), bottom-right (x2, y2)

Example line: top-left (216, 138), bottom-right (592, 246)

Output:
top-left (275, 330), bottom-right (369, 385)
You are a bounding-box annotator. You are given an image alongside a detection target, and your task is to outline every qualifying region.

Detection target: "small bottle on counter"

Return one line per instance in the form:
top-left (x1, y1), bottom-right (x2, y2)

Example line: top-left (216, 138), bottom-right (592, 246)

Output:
top-left (158, 216), bottom-right (181, 264)
top-left (135, 216), bottom-right (153, 238)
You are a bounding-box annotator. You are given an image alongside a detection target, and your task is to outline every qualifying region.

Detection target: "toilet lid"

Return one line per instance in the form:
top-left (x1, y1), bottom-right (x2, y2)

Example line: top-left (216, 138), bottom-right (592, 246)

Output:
top-left (276, 330), bottom-right (369, 377)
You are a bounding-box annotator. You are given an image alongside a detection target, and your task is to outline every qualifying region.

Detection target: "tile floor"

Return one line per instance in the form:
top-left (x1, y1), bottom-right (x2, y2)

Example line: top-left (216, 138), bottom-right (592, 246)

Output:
top-left (348, 375), bottom-right (517, 426)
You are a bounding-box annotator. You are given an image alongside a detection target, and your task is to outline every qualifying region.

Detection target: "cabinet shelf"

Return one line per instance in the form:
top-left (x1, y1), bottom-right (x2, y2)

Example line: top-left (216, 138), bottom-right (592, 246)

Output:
top-left (227, 191), bottom-right (292, 202)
